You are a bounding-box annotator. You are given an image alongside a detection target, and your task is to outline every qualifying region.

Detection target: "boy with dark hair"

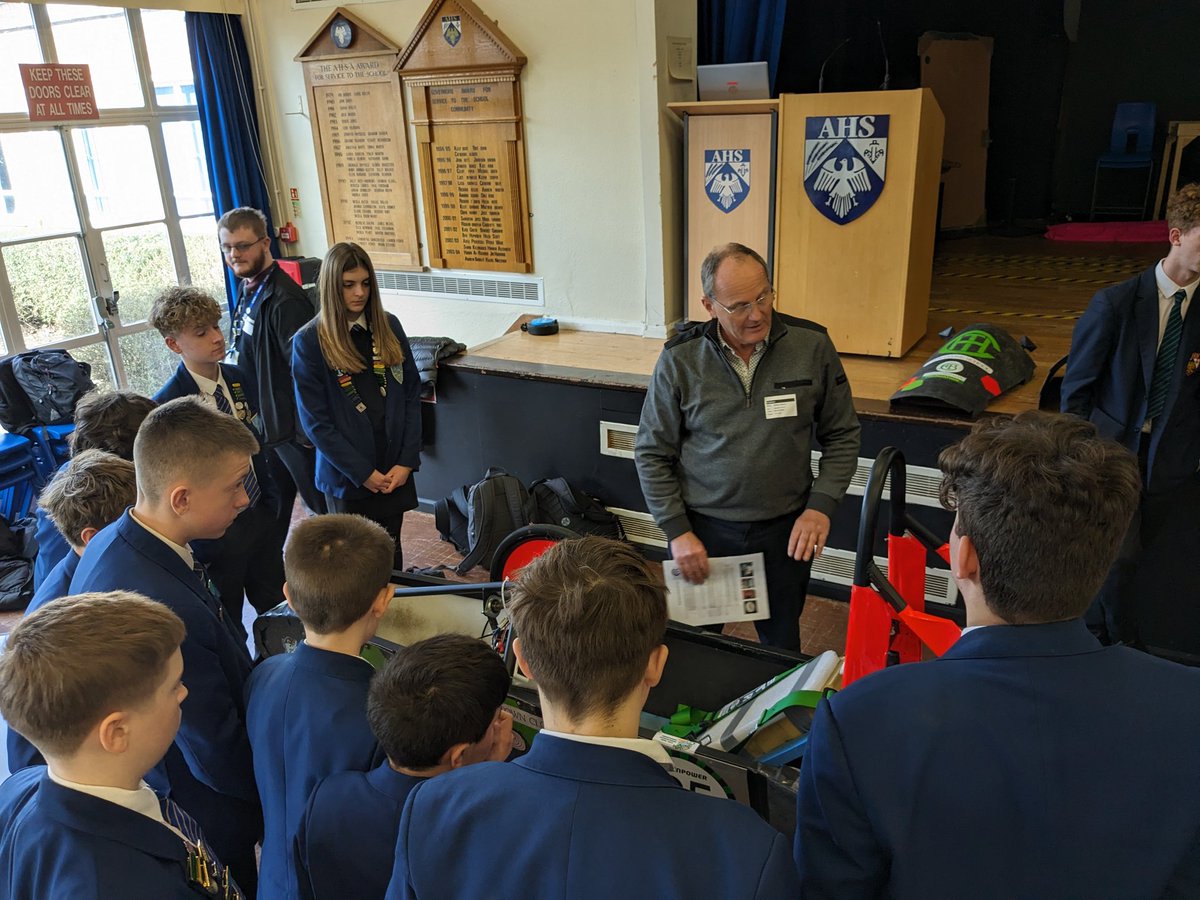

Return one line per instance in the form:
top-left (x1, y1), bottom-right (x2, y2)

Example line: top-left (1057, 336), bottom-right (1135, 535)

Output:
top-left (0, 592), bottom-right (243, 898)
top-left (151, 284), bottom-right (286, 626)
top-left (385, 536), bottom-right (799, 900)
top-left (8, 450), bottom-right (139, 774)
top-left (295, 634), bottom-right (513, 900)
top-left (68, 395), bottom-right (262, 892)
top-left (796, 411), bottom-right (1200, 897)
top-left (32, 390), bottom-right (155, 588)
top-left (245, 513), bottom-right (395, 900)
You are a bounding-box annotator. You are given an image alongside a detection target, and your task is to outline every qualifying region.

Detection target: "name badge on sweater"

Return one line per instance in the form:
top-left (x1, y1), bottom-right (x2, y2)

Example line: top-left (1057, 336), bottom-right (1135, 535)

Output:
top-left (764, 394), bottom-right (798, 419)
top-left (242, 315), bottom-right (255, 336)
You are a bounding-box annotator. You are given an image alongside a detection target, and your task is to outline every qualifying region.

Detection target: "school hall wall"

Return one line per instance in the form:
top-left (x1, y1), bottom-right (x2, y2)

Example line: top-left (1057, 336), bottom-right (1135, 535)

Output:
top-left (245, 0), bottom-right (696, 346)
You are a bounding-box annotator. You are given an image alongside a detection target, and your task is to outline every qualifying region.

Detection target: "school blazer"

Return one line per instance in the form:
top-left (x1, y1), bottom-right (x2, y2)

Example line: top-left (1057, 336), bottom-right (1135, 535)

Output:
top-left (294, 759), bottom-right (423, 900)
top-left (66, 511), bottom-right (260, 860)
top-left (153, 361), bottom-right (277, 507)
top-left (0, 768), bottom-right (238, 900)
top-left (386, 734), bottom-right (799, 900)
top-left (31, 461), bottom-right (70, 589)
top-left (794, 620), bottom-right (1200, 899)
top-left (244, 642), bottom-right (383, 900)
top-left (292, 315), bottom-right (422, 500)
top-left (1062, 266), bottom-right (1200, 491)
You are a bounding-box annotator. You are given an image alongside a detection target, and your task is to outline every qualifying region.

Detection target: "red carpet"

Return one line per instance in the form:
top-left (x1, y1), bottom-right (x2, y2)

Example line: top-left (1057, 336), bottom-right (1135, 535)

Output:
top-left (1045, 220), bottom-right (1168, 242)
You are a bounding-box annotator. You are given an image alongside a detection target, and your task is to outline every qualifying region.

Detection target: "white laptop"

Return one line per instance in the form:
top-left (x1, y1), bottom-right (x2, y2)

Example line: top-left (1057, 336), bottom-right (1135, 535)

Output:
top-left (696, 62), bottom-right (770, 101)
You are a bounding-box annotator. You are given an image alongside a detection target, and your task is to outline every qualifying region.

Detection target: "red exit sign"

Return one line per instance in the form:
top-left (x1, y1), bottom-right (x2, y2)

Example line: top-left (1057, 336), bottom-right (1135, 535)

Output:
top-left (19, 64), bottom-right (99, 122)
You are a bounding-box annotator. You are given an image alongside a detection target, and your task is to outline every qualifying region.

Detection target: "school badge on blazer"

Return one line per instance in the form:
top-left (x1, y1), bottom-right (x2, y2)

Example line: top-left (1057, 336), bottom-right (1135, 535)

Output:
top-left (803, 114), bottom-right (888, 224)
top-left (704, 149), bottom-right (751, 213)
top-left (1188, 352), bottom-right (1200, 377)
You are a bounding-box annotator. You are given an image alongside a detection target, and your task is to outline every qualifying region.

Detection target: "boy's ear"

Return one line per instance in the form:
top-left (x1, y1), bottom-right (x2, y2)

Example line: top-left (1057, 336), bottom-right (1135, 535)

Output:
top-left (164, 335), bottom-right (184, 356)
top-left (441, 742), bottom-right (471, 770)
top-left (167, 484), bottom-right (190, 518)
top-left (645, 644), bottom-right (668, 690)
top-left (370, 584), bottom-right (392, 618)
top-left (96, 710), bottom-right (132, 755)
top-left (77, 525), bottom-right (99, 549)
top-left (512, 637), bottom-right (534, 681)
top-left (953, 532), bottom-right (981, 584)
top-left (282, 582), bottom-right (295, 612)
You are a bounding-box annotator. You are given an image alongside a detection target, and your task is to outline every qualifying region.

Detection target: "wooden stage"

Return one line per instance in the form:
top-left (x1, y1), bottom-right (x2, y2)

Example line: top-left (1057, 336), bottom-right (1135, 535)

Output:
top-left (450, 235), bottom-right (1163, 423)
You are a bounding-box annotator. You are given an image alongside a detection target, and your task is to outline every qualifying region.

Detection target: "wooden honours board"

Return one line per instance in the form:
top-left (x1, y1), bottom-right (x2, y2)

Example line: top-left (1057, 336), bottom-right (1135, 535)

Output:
top-left (397, 0), bottom-right (532, 273)
top-left (297, 9), bottom-right (421, 270)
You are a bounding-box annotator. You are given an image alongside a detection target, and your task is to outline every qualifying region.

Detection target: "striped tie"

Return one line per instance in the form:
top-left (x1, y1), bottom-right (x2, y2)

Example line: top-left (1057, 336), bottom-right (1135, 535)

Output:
top-left (1147, 289), bottom-right (1187, 422)
top-left (213, 385), bottom-right (262, 508)
top-left (160, 796), bottom-right (244, 899)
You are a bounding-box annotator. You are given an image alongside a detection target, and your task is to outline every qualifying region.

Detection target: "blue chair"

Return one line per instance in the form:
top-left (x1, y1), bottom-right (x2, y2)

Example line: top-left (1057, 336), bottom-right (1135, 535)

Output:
top-left (27, 423), bottom-right (74, 485)
top-left (1091, 102), bottom-right (1157, 219)
top-left (0, 434), bottom-right (39, 522)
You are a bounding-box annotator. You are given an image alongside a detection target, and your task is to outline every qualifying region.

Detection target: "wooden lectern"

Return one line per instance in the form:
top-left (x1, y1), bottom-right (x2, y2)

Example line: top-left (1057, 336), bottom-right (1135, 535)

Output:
top-left (673, 89), bottom-right (943, 357)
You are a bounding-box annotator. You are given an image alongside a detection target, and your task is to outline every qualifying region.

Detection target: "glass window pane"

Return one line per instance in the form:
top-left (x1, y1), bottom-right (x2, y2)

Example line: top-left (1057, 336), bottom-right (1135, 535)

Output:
top-left (46, 5), bottom-right (142, 109)
top-left (101, 223), bottom-right (175, 324)
top-left (181, 215), bottom-right (227, 314)
top-left (0, 4), bottom-right (43, 114)
top-left (0, 131), bottom-right (79, 242)
top-left (71, 125), bottom-right (163, 228)
top-left (2, 237), bottom-right (97, 345)
top-left (69, 341), bottom-right (115, 393)
top-left (163, 121), bottom-right (212, 216)
top-left (118, 327), bottom-right (176, 395)
top-left (141, 10), bottom-right (194, 108)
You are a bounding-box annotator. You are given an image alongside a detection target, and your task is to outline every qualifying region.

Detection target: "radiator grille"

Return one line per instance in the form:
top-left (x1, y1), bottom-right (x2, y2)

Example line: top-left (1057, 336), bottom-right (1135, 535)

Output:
top-left (812, 452), bottom-right (945, 509)
top-left (599, 421), bottom-right (639, 459)
top-left (812, 547), bottom-right (957, 606)
top-left (376, 269), bottom-right (544, 305)
top-left (608, 507), bottom-right (667, 548)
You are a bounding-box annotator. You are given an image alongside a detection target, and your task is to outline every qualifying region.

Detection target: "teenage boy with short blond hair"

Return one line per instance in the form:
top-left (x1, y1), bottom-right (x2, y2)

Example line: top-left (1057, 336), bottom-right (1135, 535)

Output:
top-left (0, 592), bottom-right (244, 898)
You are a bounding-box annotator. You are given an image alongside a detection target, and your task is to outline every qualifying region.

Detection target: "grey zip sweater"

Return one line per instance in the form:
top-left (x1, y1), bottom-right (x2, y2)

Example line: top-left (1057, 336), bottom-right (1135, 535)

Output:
top-left (635, 313), bottom-right (861, 541)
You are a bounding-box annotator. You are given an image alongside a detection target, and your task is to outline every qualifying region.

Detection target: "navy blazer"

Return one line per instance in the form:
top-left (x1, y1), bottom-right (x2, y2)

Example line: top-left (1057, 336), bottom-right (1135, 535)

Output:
top-left (31, 461), bottom-right (70, 589)
top-left (1062, 266), bottom-right (1200, 489)
top-left (292, 315), bottom-right (421, 500)
top-left (245, 642), bottom-right (384, 900)
top-left (795, 620), bottom-right (1200, 899)
top-left (295, 762), bottom-right (424, 900)
top-left (0, 767), bottom-right (243, 899)
top-left (386, 734), bottom-right (799, 900)
top-left (65, 510), bottom-right (260, 864)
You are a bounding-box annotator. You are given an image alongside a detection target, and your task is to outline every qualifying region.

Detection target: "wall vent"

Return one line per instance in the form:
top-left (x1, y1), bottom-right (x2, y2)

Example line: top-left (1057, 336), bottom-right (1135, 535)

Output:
top-left (812, 452), bottom-right (945, 509)
top-left (608, 507), bottom-right (667, 549)
top-left (812, 547), bottom-right (957, 606)
top-left (599, 421), bottom-right (639, 459)
top-left (377, 269), bottom-right (544, 306)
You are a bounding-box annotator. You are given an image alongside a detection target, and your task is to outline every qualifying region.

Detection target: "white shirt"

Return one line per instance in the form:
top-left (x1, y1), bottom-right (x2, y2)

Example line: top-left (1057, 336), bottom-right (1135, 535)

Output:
top-left (540, 729), bottom-right (673, 766)
top-left (46, 768), bottom-right (183, 839)
top-left (349, 313), bottom-right (368, 331)
top-left (1154, 259), bottom-right (1198, 347)
top-left (129, 509), bottom-right (195, 571)
top-left (185, 367), bottom-right (232, 414)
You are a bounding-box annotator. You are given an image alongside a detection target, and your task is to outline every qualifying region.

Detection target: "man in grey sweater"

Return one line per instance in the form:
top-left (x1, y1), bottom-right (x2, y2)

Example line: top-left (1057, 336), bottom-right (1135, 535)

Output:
top-left (635, 243), bottom-right (861, 650)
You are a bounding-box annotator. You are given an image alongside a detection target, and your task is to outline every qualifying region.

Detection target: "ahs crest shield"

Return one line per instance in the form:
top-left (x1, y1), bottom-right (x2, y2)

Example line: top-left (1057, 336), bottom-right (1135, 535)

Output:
top-left (441, 15), bottom-right (462, 47)
top-left (803, 115), bottom-right (888, 225)
top-left (704, 149), bottom-right (751, 213)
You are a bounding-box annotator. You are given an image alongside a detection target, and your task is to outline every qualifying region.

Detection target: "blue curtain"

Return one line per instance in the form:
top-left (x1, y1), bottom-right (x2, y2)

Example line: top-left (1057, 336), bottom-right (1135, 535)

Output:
top-left (185, 12), bottom-right (278, 308)
top-left (698, 0), bottom-right (789, 93)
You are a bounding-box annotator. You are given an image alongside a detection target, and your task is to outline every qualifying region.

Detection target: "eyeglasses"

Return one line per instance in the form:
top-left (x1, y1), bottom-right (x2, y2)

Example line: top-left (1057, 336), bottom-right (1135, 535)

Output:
top-left (709, 289), bottom-right (775, 318)
top-left (219, 237), bottom-right (265, 256)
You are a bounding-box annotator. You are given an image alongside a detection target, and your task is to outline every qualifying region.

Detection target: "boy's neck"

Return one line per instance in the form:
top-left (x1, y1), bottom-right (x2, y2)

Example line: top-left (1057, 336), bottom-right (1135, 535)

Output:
top-left (183, 358), bottom-right (221, 383)
top-left (131, 502), bottom-right (192, 549)
top-left (46, 753), bottom-right (142, 792)
top-left (390, 758), bottom-right (445, 778)
top-left (539, 693), bottom-right (645, 740)
top-left (303, 620), bottom-right (376, 658)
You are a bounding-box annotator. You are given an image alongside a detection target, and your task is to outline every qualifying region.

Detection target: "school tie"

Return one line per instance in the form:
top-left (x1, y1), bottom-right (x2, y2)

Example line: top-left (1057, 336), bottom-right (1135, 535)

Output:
top-left (1147, 289), bottom-right (1187, 422)
top-left (160, 796), bottom-right (244, 899)
top-left (213, 385), bottom-right (262, 508)
top-left (192, 558), bottom-right (222, 610)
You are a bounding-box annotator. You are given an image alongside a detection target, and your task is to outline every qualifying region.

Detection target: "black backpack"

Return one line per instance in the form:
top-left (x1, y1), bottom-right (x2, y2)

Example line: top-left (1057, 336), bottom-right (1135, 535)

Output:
top-left (9, 350), bottom-right (94, 426)
top-left (0, 515), bottom-right (37, 612)
top-left (435, 468), bottom-right (534, 575)
top-left (0, 356), bottom-right (38, 434)
top-left (529, 477), bottom-right (624, 540)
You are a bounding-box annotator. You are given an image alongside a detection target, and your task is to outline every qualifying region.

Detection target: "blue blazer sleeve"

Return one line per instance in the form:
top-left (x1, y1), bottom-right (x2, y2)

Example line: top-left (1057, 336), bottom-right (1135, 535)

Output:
top-left (292, 325), bottom-right (376, 488)
top-left (391, 316), bottom-right (422, 471)
top-left (794, 698), bottom-right (888, 899)
top-left (384, 788), bottom-right (421, 900)
top-left (1061, 288), bottom-right (1118, 420)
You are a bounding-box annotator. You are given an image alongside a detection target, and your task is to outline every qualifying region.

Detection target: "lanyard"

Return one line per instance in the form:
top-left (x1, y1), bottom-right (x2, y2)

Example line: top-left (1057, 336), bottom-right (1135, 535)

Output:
top-left (336, 329), bottom-right (388, 413)
top-left (231, 266), bottom-right (274, 342)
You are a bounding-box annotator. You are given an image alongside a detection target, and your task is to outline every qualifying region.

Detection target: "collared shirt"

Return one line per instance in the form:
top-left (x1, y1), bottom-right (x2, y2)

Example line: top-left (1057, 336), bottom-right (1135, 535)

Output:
top-left (716, 326), bottom-right (767, 396)
top-left (46, 768), bottom-right (183, 839)
top-left (1154, 259), bottom-right (1198, 347)
top-left (349, 313), bottom-right (368, 331)
top-left (960, 624), bottom-right (989, 636)
top-left (186, 367), bottom-right (232, 414)
top-left (539, 729), bottom-right (674, 766)
top-left (129, 509), bottom-right (194, 571)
